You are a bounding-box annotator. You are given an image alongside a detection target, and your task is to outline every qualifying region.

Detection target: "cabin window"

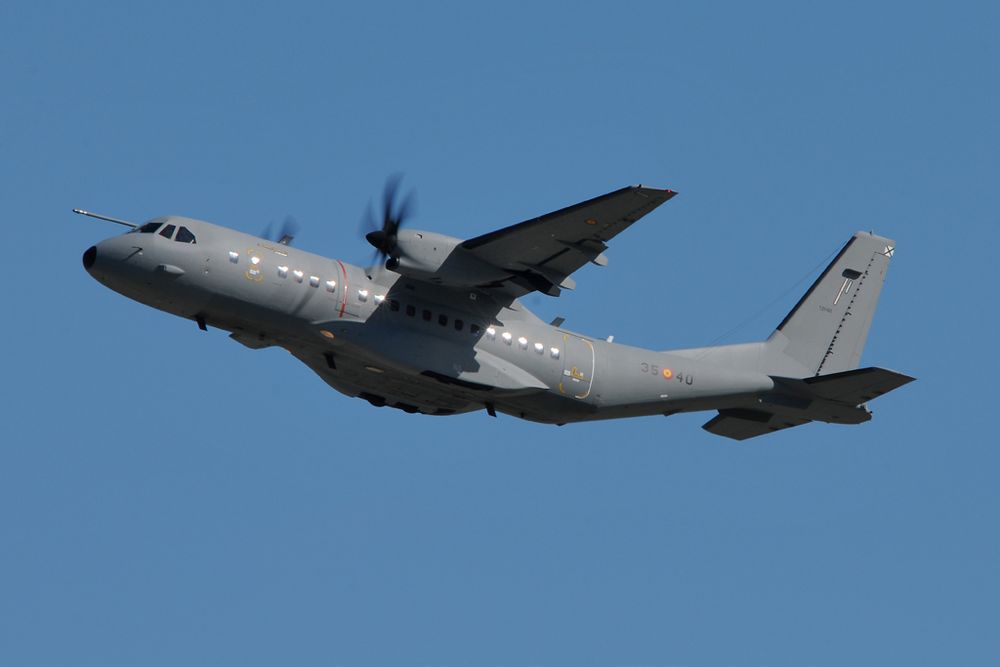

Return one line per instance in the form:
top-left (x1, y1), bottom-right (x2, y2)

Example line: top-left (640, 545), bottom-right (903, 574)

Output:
top-left (293, 270), bottom-right (304, 283)
top-left (454, 319), bottom-right (464, 331)
top-left (534, 342), bottom-right (544, 354)
top-left (325, 280), bottom-right (337, 292)
top-left (438, 314), bottom-right (448, 327)
top-left (550, 347), bottom-right (560, 359)
top-left (501, 332), bottom-right (512, 345)
top-left (277, 266), bottom-right (289, 278)
top-left (309, 276), bottom-right (320, 288)
top-left (470, 324), bottom-right (481, 336)
top-left (406, 304), bottom-right (416, 317)
top-left (518, 336), bottom-right (528, 350)
top-left (422, 309), bottom-right (432, 322)
top-left (159, 224), bottom-right (176, 240)
top-left (175, 227), bottom-right (196, 243)
top-left (228, 251), bottom-right (239, 263)
top-left (358, 289), bottom-right (369, 302)
top-left (389, 299), bottom-right (400, 312)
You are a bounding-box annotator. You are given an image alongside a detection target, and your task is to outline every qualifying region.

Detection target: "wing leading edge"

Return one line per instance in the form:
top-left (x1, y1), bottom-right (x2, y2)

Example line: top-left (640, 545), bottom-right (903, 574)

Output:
top-left (460, 185), bottom-right (676, 297)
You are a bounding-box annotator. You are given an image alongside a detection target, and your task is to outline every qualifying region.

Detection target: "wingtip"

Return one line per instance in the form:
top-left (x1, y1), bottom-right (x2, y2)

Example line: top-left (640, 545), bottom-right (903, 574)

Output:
top-left (634, 185), bottom-right (678, 198)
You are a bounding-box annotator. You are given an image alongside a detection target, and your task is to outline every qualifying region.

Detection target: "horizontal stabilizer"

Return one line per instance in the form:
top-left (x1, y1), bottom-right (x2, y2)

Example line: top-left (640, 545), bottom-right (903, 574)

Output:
top-left (703, 367), bottom-right (915, 441)
top-left (788, 366), bottom-right (915, 405)
top-left (702, 409), bottom-right (811, 441)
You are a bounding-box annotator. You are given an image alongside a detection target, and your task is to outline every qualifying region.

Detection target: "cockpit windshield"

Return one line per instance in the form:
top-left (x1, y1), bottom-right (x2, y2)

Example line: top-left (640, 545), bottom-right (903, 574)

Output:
top-left (132, 222), bottom-right (162, 234)
top-left (126, 220), bottom-right (197, 243)
top-left (127, 220), bottom-right (198, 243)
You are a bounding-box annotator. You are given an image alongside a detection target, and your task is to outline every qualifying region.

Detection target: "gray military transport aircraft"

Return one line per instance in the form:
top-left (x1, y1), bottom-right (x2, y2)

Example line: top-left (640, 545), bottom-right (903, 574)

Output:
top-left (79, 180), bottom-right (913, 440)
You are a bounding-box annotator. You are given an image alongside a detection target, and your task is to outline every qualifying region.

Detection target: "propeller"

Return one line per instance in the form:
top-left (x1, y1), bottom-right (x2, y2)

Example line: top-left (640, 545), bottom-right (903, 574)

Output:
top-left (262, 214), bottom-right (300, 246)
top-left (362, 173), bottom-right (416, 270)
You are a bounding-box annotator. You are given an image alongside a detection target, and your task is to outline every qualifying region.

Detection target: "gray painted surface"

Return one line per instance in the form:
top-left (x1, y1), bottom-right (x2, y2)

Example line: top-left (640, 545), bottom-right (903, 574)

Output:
top-left (80, 186), bottom-right (913, 439)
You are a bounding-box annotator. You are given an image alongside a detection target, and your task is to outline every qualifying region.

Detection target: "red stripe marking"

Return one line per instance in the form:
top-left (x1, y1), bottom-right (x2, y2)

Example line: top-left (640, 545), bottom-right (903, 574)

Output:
top-left (336, 260), bottom-right (348, 318)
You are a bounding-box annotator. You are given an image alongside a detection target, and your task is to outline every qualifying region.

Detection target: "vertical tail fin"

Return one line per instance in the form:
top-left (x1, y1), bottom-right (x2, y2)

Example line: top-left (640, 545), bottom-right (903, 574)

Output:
top-left (767, 231), bottom-right (895, 376)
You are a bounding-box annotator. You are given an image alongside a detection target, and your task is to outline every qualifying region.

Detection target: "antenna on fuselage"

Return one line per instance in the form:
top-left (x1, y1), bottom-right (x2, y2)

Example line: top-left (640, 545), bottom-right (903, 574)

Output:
top-left (72, 209), bottom-right (137, 229)
top-left (261, 215), bottom-right (298, 246)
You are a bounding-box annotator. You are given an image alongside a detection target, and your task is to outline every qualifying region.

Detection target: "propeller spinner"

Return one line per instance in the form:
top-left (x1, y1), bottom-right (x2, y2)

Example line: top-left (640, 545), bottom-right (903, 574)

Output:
top-left (363, 173), bottom-right (416, 270)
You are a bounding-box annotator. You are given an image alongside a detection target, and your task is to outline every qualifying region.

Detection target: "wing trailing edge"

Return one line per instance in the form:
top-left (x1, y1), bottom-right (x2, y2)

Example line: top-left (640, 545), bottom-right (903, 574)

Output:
top-left (459, 185), bottom-right (677, 298)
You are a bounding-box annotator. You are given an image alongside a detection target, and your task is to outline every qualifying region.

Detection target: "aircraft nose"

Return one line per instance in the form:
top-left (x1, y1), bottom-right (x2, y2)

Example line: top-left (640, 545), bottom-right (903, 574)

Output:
top-left (82, 245), bottom-right (97, 271)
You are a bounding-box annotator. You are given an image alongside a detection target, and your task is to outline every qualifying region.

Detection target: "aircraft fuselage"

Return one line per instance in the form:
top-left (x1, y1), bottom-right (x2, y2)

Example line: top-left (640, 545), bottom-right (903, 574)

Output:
top-left (83, 215), bottom-right (778, 424)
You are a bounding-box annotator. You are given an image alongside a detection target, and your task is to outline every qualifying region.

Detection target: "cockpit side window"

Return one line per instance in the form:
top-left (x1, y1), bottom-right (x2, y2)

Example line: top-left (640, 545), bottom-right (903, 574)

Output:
top-left (159, 224), bottom-right (177, 240)
top-left (175, 227), bottom-right (196, 244)
top-left (135, 222), bottom-right (162, 234)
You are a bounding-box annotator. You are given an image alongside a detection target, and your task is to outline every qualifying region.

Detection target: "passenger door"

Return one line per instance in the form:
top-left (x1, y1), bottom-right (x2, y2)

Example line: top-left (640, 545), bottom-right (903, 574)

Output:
top-left (560, 333), bottom-right (595, 399)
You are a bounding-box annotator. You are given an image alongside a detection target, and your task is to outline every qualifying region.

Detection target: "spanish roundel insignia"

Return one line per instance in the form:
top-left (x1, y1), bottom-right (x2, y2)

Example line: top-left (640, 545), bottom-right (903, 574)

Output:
top-left (662, 368), bottom-right (673, 379)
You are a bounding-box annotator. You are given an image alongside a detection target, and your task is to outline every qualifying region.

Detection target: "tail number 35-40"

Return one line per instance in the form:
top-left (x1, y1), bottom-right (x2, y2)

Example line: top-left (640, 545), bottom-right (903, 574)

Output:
top-left (640, 362), bottom-right (694, 385)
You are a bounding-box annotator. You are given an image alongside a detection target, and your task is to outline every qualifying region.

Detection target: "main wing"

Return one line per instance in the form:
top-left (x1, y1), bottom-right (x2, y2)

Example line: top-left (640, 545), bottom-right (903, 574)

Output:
top-left (460, 185), bottom-right (676, 297)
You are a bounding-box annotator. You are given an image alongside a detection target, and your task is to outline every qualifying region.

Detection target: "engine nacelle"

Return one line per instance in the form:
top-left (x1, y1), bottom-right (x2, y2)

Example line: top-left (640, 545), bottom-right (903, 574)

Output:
top-left (388, 230), bottom-right (506, 287)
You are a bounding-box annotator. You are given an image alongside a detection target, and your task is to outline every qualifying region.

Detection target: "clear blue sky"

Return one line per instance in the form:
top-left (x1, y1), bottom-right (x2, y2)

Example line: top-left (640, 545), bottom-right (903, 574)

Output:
top-left (2, 1), bottom-right (997, 664)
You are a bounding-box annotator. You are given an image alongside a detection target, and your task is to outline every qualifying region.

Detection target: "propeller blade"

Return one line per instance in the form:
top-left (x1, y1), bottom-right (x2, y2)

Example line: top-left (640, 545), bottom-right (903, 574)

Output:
top-left (359, 200), bottom-right (378, 236)
top-left (382, 173), bottom-right (402, 231)
top-left (363, 173), bottom-right (416, 262)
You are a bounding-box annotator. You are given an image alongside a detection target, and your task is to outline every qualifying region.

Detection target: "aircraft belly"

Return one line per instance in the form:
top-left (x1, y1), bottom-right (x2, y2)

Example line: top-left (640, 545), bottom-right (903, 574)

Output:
top-left (467, 349), bottom-right (547, 392)
top-left (291, 344), bottom-right (480, 414)
top-left (495, 392), bottom-right (598, 424)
